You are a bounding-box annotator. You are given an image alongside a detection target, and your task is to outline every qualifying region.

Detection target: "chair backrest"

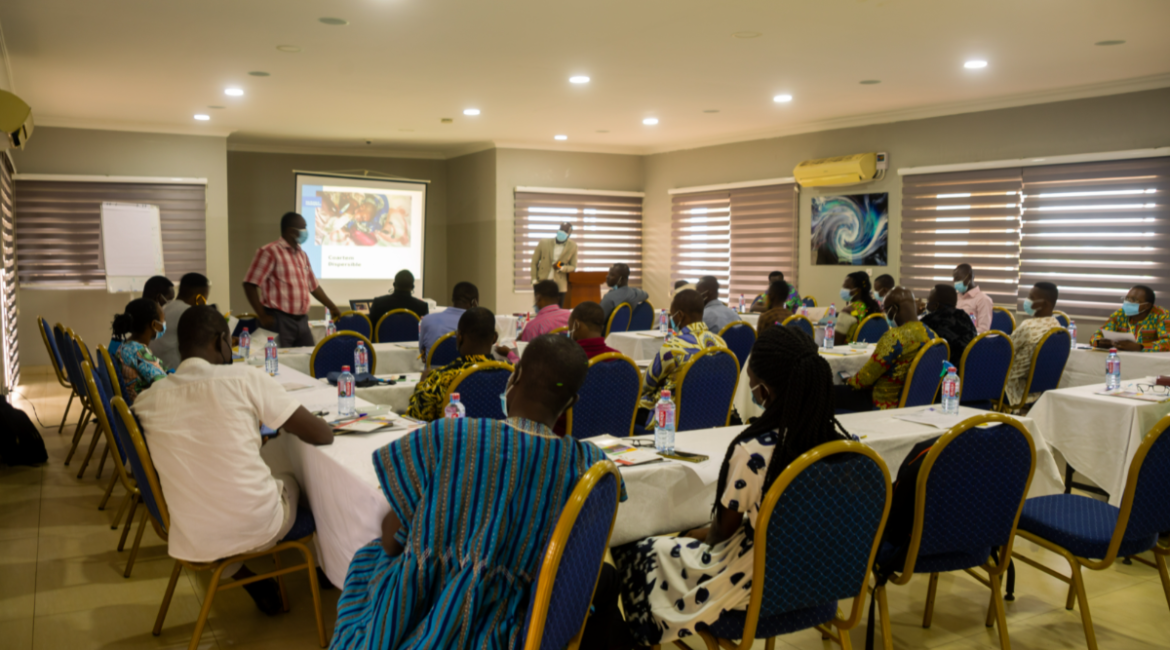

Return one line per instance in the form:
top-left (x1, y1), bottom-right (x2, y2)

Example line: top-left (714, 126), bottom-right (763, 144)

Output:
top-left (901, 414), bottom-right (1035, 575)
top-left (110, 396), bottom-right (170, 537)
top-left (737, 442), bottom-right (891, 641)
top-left (629, 300), bottom-right (655, 331)
top-left (675, 347), bottom-right (740, 431)
top-left (605, 303), bottom-right (632, 336)
top-left (1022, 328), bottom-right (1071, 399)
top-left (1052, 310), bottom-right (1070, 328)
top-left (853, 313), bottom-right (890, 344)
top-left (335, 311), bottom-right (373, 339)
top-left (717, 321), bottom-right (757, 370)
top-left (81, 360), bottom-right (130, 471)
top-left (375, 308), bottom-right (421, 343)
top-left (522, 461), bottom-right (622, 650)
top-left (232, 314), bottom-right (260, 338)
top-left (566, 353), bottom-right (642, 439)
top-left (309, 332), bottom-right (377, 379)
top-left (445, 361), bottom-right (514, 420)
top-left (38, 316), bottom-right (69, 385)
top-left (55, 324), bottom-right (83, 391)
top-left (96, 345), bottom-right (126, 401)
top-left (1113, 415), bottom-right (1170, 555)
top-left (899, 338), bottom-right (950, 408)
top-left (991, 307), bottom-right (1016, 335)
top-left (802, 296), bottom-right (817, 307)
top-left (958, 331), bottom-right (1014, 404)
top-left (781, 314), bottom-right (815, 338)
top-left (549, 327), bottom-right (568, 335)
top-left (427, 331), bottom-right (459, 368)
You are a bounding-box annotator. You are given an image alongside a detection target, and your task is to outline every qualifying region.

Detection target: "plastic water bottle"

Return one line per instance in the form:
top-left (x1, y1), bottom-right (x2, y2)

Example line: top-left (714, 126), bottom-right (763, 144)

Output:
top-left (823, 304), bottom-right (837, 350)
top-left (941, 364), bottom-right (961, 415)
top-left (444, 393), bottom-right (466, 418)
top-left (658, 309), bottom-right (668, 334)
top-left (653, 390), bottom-right (675, 454)
top-left (1106, 348), bottom-right (1121, 390)
top-left (337, 366), bottom-right (356, 417)
top-left (515, 314), bottom-right (525, 340)
top-left (738, 293), bottom-right (745, 312)
top-left (969, 312), bottom-right (978, 328)
top-left (1068, 320), bottom-right (1077, 349)
top-left (354, 341), bottom-right (369, 375)
top-left (264, 337), bottom-right (278, 375)
top-left (239, 328), bottom-right (251, 360)
top-left (325, 319), bottom-right (337, 337)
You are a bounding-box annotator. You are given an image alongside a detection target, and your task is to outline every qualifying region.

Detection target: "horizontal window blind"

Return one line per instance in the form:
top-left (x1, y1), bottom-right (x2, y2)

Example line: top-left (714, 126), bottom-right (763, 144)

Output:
top-left (671, 190), bottom-right (731, 301)
top-left (1019, 157), bottom-right (1170, 320)
top-left (1, 152), bottom-right (18, 394)
top-left (900, 169), bottom-right (1022, 305)
top-left (512, 191), bottom-right (643, 292)
top-left (14, 181), bottom-right (207, 289)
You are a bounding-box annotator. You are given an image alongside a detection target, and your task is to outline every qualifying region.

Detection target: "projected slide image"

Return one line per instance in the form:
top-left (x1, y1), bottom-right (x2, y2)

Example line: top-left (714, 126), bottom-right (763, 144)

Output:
top-left (312, 191), bottom-right (412, 248)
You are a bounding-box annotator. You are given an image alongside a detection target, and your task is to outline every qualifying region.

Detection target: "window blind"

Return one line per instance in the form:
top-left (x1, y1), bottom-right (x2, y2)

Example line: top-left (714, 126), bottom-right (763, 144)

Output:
top-left (900, 169), bottom-right (1023, 305)
top-left (14, 180), bottom-right (207, 289)
top-left (671, 190), bottom-right (731, 301)
top-left (0, 152), bottom-right (18, 394)
top-left (512, 191), bottom-right (643, 292)
top-left (1019, 157), bottom-right (1170, 320)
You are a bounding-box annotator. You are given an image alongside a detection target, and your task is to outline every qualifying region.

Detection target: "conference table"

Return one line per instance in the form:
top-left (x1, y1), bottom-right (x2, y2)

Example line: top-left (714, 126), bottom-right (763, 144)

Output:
top-left (253, 342), bottom-right (425, 376)
top-left (1059, 347), bottom-right (1170, 388)
top-left (734, 345), bottom-right (874, 421)
top-left (309, 310), bottom-right (522, 344)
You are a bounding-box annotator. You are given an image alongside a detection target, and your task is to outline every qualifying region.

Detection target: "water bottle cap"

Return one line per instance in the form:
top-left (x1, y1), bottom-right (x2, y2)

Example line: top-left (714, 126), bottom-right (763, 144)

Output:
top-left (242, 327), bottom-right (249, 333)
top-left (451, 392), bottom-right (460, 401)
top-left (1110, 348), bottom-right (1117, 353)
top-left (342, 365), bottom-right (350, 371)
top-left (267, 337), bottom-right (275, 341)
top-left (660, 390), bottom-right (670, 398)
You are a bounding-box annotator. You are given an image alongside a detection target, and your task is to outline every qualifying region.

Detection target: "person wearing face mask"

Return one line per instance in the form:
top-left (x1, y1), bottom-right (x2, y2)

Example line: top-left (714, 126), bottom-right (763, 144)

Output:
top-left (834, 287), bottom-right (938, 412)
top-left (133, 306), bottom-right (334, 616)
top-left (530, 220), bottom-right (578, 306)
top-left (111, 298), bottom-right (171, 403)
top-left (418, 281), bottom-right (479, 359)
top-left (834, 271), bottom-right (884, 345)
top-left (919, 284), bottom-right (977, 365)
top-left (408, 307), bottom-right (498, 421)
top-left (243, 211), bottom-right (342, 348)
top-left (874, 274), bottom-right (896, 301)
top-left (567, 301), bottom-right (619, 358)
top-left (1091, 285), bottom-right (1170, 352)
top-left (142, 275), bottom-right (176, 309)
top-left (697, 275), bottom-right (741, 332)
top-left (495, 281), bottom-right (572, 362)
top-left (953, 263), bottom-right (993, 333)
top-left (1005, 282), bottom-right (1062, 408)
top-left (601, 262), bottom-right (649, 320)
top-left (150, 272), bottom-right (211, 369)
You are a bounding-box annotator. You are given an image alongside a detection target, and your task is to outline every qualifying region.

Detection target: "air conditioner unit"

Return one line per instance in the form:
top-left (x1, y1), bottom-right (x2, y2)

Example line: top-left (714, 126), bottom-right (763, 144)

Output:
top-left (794, 152), bottom-right (885, 187)
top-left (0, 90), bottom-right (34, 150)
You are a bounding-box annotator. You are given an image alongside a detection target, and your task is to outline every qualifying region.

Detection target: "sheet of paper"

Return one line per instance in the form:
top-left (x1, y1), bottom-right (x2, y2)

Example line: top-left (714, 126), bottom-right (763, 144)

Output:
top-left (1094, 388), bottom-right (1170, 403)
top-left (589, 435), bottom-right (666, 466)
top-left (637, 331), bottom-right (668, 338)
top-left (1099, 330), bottom-right (1137, 343)
top-left (893, 407), bottom-right (965, 429)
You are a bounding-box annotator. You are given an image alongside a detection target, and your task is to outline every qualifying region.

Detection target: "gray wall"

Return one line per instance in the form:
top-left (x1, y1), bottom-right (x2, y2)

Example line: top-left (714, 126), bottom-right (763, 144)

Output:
top-left (446, 149), bottom-right (497, 307)
top-left (12, 127), bottom-right (229, 367)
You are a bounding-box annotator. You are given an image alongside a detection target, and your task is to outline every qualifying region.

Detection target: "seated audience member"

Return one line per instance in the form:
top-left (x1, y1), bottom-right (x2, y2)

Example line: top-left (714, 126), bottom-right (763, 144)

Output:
top-left (874, 273), bottom-right (896, 301)
top-left (673, 279), bottom-right (696, 294)
top-left (112, 298), bottom-right (170, 403)
top-left (756, 280), bottom-right (795, 334)
top-left (142, 275), bottom-right (175, 308)
top-left (954, 263), bottom-right (994, 333)
top-left (1091, 285), bottom-right (1169, 352)
top-left (520, 280), bottom-right (571, 340)
top-left (408, 307), bottom-right (497, 421)
top-left (834, 287), bottom-right (937, 412)
top-left (697, 275), bottom-right (741, 332)
top-left (1005, 282), bottom-right (1062, 407)
top-left (331, 334), bottom-right (629, 650)
top-left (418, 281), bottom-right (478, 358)
top-left (613, 326), bottom-right (853, 645)
top-left (834, 271), bottom-right (883, 344)
top-left (133, 306), bottom-right (334, 615)
top-left (151, 272), bottom-right (210, 369)
top-left (569, 301), bottom-right (619, 358)
top-left (601, 263), bottom-right (649, 320)
top-left (751, 270), bottom-right (802, 313)
top-left (920, 284), bottom-right (978, 364)
top-left (368, 269), bottom-right (429, 330)
top-left (637, 289), bottom-right (726, 428)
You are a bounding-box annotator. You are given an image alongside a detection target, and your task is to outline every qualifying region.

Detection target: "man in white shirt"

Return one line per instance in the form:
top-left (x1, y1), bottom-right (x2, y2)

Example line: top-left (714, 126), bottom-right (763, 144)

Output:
top-left (134, 306), bottom-right (334, 614)
top-left (954, 263), bottom-right (994, 333)
top-left (530, 221), bottom-right (578, 305)
top-left (150, 272), bottom-right (210, 369)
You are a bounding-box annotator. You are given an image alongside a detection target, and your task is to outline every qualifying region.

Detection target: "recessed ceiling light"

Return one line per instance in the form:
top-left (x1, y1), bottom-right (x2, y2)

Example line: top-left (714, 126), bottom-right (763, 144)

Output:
top-left (1095, 40), bottom-right (1126, 46)
top-left (569, 75), bottom-right (590, 84)
top-left (224, 88), bottom-right (244, 97)
top-left (859, 79), bottom-right (881, 85)
top-left (208, 105), bottom-right (225, 109)
top-left (277, 45), bottom-right (301, 53)
top-left (441, 118), bottom-right (453, 124)
top-left (732, 31), bottom-right (762, 39)
top-left (642, 117), bottom-right (659, 125)
top-left (703, 109), bottom-right (720, 113)
top-left (463, 108), bottom-right (480, 116)
top-left (773, 94), bottom-right (793, 103)
top-left (964, 60), bottom-right (988, 69)
top-left (194, 114), bottom-right (210, 121)
top-left (318, 17), bottom-right (348, 26)
top-left (554, 135), bottom-right (568, 141)
top-left (248, 71), bottom-right (270, 77)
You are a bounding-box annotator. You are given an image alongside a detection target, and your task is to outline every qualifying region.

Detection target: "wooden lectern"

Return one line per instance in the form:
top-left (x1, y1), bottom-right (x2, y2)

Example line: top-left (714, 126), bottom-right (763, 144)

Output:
top-left (565, 272), bottom-right (608, 309)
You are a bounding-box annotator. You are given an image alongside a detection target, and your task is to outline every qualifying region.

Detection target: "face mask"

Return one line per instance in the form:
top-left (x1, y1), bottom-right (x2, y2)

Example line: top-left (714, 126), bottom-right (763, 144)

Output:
top-left (1122, 301), bottom-right (1142, 317)
top-left (954, 281), bottom-right (968, 294)
top-left (670, 312), bottom-right (681, 331)
top-left (500, 369), bottom-right (518, 418)
top-left (884, 306), bottom-right (898, 328)
top-left (154, 321), bottom-right (166, 340)
top-left (555, 230), bottom-right (569, 243)
top-left (1023, 298), bottom-right (1037, 317)
top-left (749, 381), bottom-right (767, 408)
top-left (839, 288), bottom-right (853, 303)
top-left (295, 229), bottom-right (309, 245)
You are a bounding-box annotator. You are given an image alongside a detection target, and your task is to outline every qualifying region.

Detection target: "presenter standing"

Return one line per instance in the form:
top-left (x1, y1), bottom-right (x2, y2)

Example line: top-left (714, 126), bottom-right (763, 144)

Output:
top-left (530, 221), bottom-right (578, 305)
top-left (243, 212), bottom-right (342, 348)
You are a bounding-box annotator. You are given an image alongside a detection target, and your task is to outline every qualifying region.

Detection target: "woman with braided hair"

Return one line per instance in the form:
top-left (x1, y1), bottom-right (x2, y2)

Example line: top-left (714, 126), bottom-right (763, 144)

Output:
top-left (612, 326), bottom-right (854, 645)
top-left (834, 271), bottom-right (883, 344)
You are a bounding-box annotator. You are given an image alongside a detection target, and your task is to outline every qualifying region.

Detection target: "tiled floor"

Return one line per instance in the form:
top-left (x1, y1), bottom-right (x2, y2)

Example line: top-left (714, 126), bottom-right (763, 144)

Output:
top-left (4, 367), bottom-right (1168, 649)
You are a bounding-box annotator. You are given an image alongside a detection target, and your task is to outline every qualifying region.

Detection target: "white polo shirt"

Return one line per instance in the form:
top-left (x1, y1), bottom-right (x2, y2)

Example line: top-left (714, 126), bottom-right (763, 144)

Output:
top-left (132, 358), bottom-right (301, 562)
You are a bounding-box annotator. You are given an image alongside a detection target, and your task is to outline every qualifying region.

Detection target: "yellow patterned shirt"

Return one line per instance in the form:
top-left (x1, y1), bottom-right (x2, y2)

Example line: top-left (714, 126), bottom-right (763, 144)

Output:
top-left (407, 354), bottom-right (492, 421)
top-left (846, 321), bottom-right (937, 409)
top-left (1089, 305), bottom-right (1170, 352)
top-left (639, 322), bottom-right (726, 422)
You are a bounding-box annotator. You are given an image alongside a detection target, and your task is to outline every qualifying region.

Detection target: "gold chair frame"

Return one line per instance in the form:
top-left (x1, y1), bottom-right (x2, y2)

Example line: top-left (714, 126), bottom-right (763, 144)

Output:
top-left (426, 331), bottom-right (458, 369)
top-left (958, 330), bottom-right (1015, 409)
top-left (718, 320), bottom-right (757, 337)
top-left (373, 308), bottom-right (421, 343)
top-left (993, 327), bottom-right (1070, 413)
top-left (675, 346), bottom-right (741, 430)
top-left (309, 331), bottom-right (377, 378)
top-left (565, 352), bottom-right (643, 438)
top-left (606, 302), bottom-right (633, 337)
top-left (63, 328), bottom-right (95, 466)
top-left (851, 313), bottom-right (888, 344)
top-left (992, 306), bottom-right (1017, 332)
top-left (443, 360), bottom-right (516, 406)
top-left (897, 338), bottom-right (951, 409)
top-left (779, 313), bottom-right (814, 336)
top-left (334, 310), bottom-right (373, 334)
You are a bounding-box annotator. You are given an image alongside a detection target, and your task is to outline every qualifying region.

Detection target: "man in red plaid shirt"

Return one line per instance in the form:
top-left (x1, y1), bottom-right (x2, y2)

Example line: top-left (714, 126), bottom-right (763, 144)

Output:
top-left (243, 212), bottom-right (342, 347)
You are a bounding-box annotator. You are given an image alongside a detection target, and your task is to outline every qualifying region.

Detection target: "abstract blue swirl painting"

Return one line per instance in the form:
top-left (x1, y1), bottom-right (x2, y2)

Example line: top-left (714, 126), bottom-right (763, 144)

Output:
top-left (811, 193), bottom-right (889, 266)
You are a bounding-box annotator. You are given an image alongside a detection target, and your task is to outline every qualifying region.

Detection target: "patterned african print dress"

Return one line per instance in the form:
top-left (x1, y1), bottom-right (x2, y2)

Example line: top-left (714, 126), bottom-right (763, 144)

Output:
top-left (115, 340), bottom-right (168, 403)
top-left (613, 429), bottom-right (780, 645)
top-left (331, 416), bottom-right (624, 650)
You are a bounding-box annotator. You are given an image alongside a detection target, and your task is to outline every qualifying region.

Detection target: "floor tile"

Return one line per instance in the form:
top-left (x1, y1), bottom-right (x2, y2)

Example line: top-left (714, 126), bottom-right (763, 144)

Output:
top-left (0, 536), bottom-right (39, 622)
top-left (0, 617), bottom-right (34, 650)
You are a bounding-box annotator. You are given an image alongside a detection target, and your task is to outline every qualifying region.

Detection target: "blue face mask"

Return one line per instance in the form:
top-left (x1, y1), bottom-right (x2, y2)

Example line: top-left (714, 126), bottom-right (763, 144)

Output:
top-left (555, 230), bottom-right (569, 243)
top-left (1023, 298), bottom-right (1037, 317)
top-left (499, 392), bottom-right (508, 418)
top-left (295, 229), bottom-right (309, 245)
top-left (669, 313), bottom-right (680, 331)
top-left (749, 382), bottom-right (766, 408)
top-left (155, 321), bottom-right (166, 340)
top-left (839, 288), bottom-right (853, 303)
top-left (1122, 301), bottom-right (1142, 317)
top-left (954, 281), bottom-right (968, 294)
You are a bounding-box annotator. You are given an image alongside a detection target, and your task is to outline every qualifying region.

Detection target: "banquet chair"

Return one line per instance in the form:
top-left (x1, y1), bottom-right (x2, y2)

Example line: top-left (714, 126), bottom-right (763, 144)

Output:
top-left (781, 314), bottom-right (815, 338)
top-left (521, 460), bottom-right (622, 650)
top-left (853, 313), bottom-right (890, 344)
top-left (565, 353), bottom-right (642, 439)
top-left (959, 331), bottom-right (1014, 410)
top-left (335, 310), bottom-right (373, 339)
top-left (94, 346), bottom-right (134, 517)
top-left (991, 307), bottom-right (1016, 335)
top-left (38, 316), bottom-right (75, 433)
top-left (445, 360), bottom-right (514, 419)
top-left (73, 336), bottom-right (115, 480)
top-left (873, 414), bottom-right (1036, 650)
top-left (375, 308), bottom-right (421, 343)
top-left (109, 397), bottom-right (326, 650)
top-left (427, 331), bottom-right (459, 369)
top-left (1007, 414), bottom-right (1170, 650)
top-left (675, 347), bottom-right (740, 431)
top-left (718, 321), bottom-right (757, 370)
top-left (606, 302), bottom-right (633, 336)
top-left (629, 300), bottom-right (655, 331)
top-left (309, 331), bottom-right (377, 379)
top-left (898, 338), bottom-right (950, 408)
top-left (232, 313), bottom-right (260, 338)
top-left (993, 328), bottom-right (1070, 413)
top-left (803, 296), bottom-right (818, 307)
top-left (694, 441), bottom-right (892, 650)
top-left (54, 324), bottom-right (92, 451)
top-left (549, 326), bottom-right (569, 335)
top-left (1052, 310), bottom-right (1070, 329)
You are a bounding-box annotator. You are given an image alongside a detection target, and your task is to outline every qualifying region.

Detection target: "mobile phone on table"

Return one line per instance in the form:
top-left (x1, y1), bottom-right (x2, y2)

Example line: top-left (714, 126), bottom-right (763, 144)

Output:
top-left (838, 371), bottom-right (851, 382)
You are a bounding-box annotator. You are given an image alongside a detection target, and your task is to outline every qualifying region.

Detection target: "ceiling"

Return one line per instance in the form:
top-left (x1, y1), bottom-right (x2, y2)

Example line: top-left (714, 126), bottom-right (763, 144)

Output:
top-left (2, 0), bottom-right (1168, 158)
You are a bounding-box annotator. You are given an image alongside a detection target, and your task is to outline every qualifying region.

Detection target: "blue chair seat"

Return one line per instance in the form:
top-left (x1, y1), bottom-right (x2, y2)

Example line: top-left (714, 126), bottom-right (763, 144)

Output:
top-left (1018, 494), bottom-right (1158, 560)
top-left (280, 507), bottom-right (317, 542)
top-left (703, 601), bottom-right (838, 639)
top-left (877, 542), bottom-right (992, 575)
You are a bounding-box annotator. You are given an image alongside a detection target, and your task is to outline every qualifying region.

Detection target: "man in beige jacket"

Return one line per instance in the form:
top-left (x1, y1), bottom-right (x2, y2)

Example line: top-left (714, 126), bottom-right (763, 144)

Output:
top-left (530, 221), bottom-right (578, 305)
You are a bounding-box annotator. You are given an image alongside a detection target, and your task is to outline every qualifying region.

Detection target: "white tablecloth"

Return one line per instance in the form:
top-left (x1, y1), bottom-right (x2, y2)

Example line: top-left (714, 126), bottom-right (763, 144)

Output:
top-left (606, 330), bottom-right (669, 361)
top-left (732, 346), bottom-right (874, 421)
top-left (1027, 378), bottom-right (1170, 505)
top-left (268, 342), bottom-right (424, 376)
top-left (354, 373), bottom-right (423, 413)
top-left (1059, 348), bottom-right (1170, 388)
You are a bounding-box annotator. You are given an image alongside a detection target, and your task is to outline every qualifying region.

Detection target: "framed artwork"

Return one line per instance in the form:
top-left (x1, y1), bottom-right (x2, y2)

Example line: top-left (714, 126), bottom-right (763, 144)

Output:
top-left (811, 193), bottom-right (889, 266)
